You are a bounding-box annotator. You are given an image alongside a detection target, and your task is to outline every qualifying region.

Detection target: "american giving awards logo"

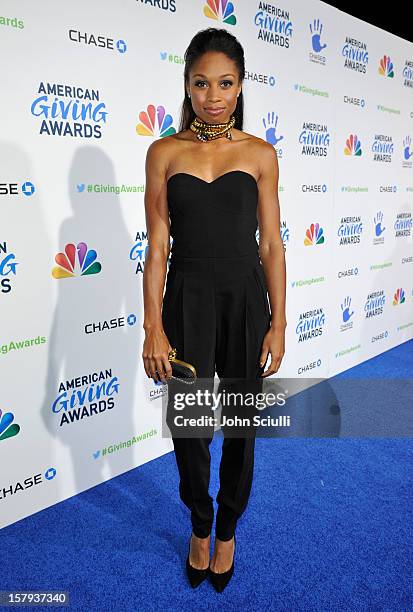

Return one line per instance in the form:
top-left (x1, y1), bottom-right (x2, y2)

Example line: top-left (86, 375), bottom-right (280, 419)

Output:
top-left (51, 369), bottom-right (120, 427)
top-left (136, 104), bottom-right (176, 138)
top-left (342, 37), bottom-right (369, 74)
top-left (299, 121), bottom-right (330, 157)
top-left (371, 134), bottom-right (394, 162)
top-left (52, 242), bottom-right (102, 279)
top-left (0, 241), bottom-right (19, 294)
top-left (253, 3), bottom-right (293, 48)
top-left (296, 307), bottom-right (325, 342)
top-left (30, 82), bottom-right (108, 138)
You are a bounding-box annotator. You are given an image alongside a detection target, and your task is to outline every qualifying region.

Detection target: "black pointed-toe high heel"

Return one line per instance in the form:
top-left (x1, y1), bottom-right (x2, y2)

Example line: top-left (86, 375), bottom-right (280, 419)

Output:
top-left (208, 534), bottom-right (236, 593)
top-left (185, 534), bottom-right (209, 588)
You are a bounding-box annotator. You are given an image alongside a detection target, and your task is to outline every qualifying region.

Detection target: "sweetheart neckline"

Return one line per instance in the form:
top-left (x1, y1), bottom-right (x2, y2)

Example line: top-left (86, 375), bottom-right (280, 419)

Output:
top-left (166, 169), bottom-right (258, 186)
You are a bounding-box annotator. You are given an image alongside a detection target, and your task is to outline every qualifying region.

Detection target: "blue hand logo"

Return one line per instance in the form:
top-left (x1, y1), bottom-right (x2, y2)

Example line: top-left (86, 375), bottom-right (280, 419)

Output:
top-left (374, 211), bottom-right (386, 236)
top-left (310, 19), bottom-right (327, 53)
top-left (341, 296), bottom-right (354, 323)
top-left (403, 135), bottom-right (413, 160)
top-left (263, 112), bottom-right (284, 146)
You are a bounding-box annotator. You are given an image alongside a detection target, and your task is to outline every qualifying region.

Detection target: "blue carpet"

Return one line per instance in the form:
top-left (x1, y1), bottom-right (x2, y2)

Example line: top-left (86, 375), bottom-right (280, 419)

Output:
top-left (1, 340), bottom-right (412, 611)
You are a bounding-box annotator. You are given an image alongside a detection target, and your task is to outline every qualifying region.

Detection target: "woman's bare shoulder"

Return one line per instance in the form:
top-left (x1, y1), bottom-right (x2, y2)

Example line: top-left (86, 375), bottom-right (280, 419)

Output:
top-left (145, 135), bottom-right (182, 179)
top-left (146, 132), bottom-right (190, 164)
top-left (236, 129), bottom-right (271, 150)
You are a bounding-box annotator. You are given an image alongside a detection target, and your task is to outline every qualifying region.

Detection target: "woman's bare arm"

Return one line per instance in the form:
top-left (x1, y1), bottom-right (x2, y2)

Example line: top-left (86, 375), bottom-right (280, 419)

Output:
top-left (141, 138), bottom-right (173, 382)
top-left (256, 142), bottom-right (287, 375)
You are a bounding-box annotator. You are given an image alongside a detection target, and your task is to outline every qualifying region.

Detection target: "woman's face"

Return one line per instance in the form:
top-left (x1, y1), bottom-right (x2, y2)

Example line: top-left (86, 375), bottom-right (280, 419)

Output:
top-left (186, 51), bottom-right (242, 124)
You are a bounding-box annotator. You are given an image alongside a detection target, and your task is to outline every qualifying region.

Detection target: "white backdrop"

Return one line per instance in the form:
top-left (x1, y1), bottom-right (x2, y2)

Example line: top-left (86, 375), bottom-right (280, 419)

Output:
top-left (1, 0), bottom-right (412, 529)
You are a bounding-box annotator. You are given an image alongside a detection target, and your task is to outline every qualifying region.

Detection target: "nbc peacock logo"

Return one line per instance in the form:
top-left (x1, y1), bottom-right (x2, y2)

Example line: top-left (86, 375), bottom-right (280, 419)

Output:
top-left (203, 0), bottom-right (237, 25)
top-left (378, 55), bottom-right (394, 78)
top-left (0, 408), bottom-right (20, 441)
top-left (136, 104), bottom-right (176, 138)
top-left (344, 134), bottom-right (362, 156)
top-left (304, 222), bottom-right (325, 245)
top-left (393, 288), bottom-right (405, 305)
top-left (52, 242), bottom-right (102, 279)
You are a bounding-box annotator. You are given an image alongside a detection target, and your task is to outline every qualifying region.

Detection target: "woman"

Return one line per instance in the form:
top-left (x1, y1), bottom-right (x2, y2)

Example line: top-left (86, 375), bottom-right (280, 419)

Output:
top-left (142, 27), bottom-right (286, 592)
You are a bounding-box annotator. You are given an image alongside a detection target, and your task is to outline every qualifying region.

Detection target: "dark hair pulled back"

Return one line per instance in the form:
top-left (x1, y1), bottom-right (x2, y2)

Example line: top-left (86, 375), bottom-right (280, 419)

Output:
top-left (178, 27), bottom-right (245, 132)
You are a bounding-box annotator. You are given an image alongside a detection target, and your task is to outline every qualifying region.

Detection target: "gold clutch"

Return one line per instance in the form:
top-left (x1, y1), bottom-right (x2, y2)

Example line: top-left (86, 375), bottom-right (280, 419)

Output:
top-left (168, 348), bottom-right (197, 384)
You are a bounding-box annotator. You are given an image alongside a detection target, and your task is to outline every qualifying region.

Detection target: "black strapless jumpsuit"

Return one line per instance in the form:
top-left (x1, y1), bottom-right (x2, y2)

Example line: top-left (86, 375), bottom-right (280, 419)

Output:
top-left (161, 169), bottom-right (271, 541)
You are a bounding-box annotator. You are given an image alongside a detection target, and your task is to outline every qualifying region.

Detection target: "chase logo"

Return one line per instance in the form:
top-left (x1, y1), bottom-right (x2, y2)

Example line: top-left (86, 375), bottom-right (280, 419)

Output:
top-left (338, 267), bottom-right (359, 279)
top-left (0, 407), bottom-right (20, 441)
top-left (304, 222), bottom-right (325, 245)
top-left (378, 55), bottom-right (394, 78)
top-left (136, 104), bottom-right (176, 138)
top-left (344, 134), bottom-right (362, 156)
top-left (253, 3), bottom-right (293, 48)
top-left (343, 96), bottom-right (366, 109)
top-left (117, 40), bottom-right (127, 53)
top-left (84, 313), bottom-right (137, 335)
top-left (68, 30), bottom-right (127, 53)
top-left (45, 467), bottom-right (57, 480)
top-left (204, 0), bottom-right (236, 25)
top-left (52, 242), bottom-right (102, 279)
top-left (371, 330), bottom-right (389, 343)
top-left (22, 181), bottom-right (35, 196)
top-left (0, 181), bottom-right (35, 196)
top-left (301, 183), bottom-right (327, 193)
top-left (393, 288), bottom-right (405, 305)
top-left (340, 296), bottom-right (354, 332)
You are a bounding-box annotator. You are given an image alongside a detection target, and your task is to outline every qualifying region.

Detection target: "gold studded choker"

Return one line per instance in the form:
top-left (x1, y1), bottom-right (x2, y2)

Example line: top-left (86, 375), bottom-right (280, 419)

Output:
top-left (189, 114), bottom-right (236, 141)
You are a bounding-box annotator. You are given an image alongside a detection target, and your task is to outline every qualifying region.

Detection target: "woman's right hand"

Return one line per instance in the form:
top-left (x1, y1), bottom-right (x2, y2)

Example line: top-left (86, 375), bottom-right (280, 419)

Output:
top-left (142, 327), bottom-right (173, 383)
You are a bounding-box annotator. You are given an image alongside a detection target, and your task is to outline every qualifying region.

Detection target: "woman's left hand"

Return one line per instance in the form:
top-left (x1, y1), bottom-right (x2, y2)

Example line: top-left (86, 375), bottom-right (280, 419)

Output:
top-left (259, 325), bottom-right (285, 377)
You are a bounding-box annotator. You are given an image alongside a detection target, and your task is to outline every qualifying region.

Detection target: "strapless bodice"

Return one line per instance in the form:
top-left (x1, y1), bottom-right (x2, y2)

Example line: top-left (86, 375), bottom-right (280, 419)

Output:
top-left (166, 170), bottom-right (259, 259)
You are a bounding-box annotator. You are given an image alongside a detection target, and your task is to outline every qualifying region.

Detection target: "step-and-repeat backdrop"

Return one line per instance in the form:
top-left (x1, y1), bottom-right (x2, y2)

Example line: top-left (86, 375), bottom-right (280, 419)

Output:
top-left (1, 0), bottom-right (412, 529)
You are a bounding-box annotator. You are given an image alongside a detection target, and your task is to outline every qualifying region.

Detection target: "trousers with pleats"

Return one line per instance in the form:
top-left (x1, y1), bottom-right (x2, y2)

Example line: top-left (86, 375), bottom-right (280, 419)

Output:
top-left (161, 169), bottom-right (271, 541)
top-left (161, 252), bottom-right (271, 541)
